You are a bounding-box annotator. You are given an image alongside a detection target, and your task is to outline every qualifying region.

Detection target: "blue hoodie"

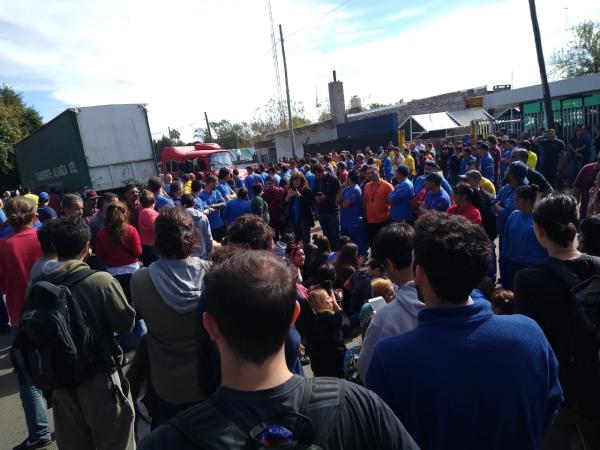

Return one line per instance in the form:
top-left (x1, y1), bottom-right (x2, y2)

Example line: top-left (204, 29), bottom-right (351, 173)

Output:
top-left (366, 300), bottom-right (562, 450)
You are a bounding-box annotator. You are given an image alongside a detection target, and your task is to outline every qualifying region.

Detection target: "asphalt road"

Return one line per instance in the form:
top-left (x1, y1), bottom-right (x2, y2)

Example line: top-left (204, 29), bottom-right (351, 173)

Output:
top-left (0, 331), bottom-right (58, 450)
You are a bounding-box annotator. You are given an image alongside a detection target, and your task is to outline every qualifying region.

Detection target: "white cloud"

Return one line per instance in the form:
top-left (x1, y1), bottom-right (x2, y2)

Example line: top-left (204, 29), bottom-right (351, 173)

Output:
top-left (386, 7), bottom-right (426, 22)
top-left (0, 0), bottom-right (598, 142)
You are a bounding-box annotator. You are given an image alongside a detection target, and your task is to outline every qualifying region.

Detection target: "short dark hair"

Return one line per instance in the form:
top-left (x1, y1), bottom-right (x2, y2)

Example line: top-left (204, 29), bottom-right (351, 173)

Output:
top-left (227, 214), bottom-right (274, 250)
top-left (237, 187), bottom-right (249, 200)
top-left (218, 168), bottom-right (230, 179)
top-left (206, 174), bottom-right (218, 185)
top-left (61, 193), bottom-right (82, 211)
top-left (191, 180), bottom-right (202, 193)
top-left (204, 251), bottom-right (296, 364)
top-left (313, 164), bottom-right (324, 174)
top-left (371, 222), bottom-right (415, 270)
top-left (533, 193), bottom-right (579, 247)
top-left (181, 194), bottom-right (195, 208)
top-left (38, 219), bottom-right (58, 254)
top-left (414, 213), bottom-right (491, 304)
top-left (147, 177), bottom-right (162, 193)
top-left (512, 148), bottom-right (529, 163)
top-left (155, 207), bottom-right (198, 258)
top-left (52, 216), bottom-right (92, 259)
top-left (252, 184), bottom-right (263, 195)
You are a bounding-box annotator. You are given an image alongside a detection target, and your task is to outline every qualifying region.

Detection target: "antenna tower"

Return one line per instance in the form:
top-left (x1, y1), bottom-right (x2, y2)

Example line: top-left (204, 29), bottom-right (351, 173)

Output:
top-left (267, 0), bottom-right (286, 125)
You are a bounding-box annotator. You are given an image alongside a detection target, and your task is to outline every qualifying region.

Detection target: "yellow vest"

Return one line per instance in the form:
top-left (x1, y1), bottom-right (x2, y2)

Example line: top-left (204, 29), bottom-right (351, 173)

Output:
top-left (480, 177), bottom-right (496, 196)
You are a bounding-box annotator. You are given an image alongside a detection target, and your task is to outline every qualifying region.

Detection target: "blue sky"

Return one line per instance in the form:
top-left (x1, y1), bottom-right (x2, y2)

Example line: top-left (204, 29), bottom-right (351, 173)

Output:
top-left (1, 0), bottom-right (597, 141)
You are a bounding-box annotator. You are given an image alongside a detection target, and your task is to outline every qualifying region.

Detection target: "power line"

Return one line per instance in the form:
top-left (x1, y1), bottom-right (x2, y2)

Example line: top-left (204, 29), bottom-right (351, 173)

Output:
top-left (262, 0), bottom-right (352, 55)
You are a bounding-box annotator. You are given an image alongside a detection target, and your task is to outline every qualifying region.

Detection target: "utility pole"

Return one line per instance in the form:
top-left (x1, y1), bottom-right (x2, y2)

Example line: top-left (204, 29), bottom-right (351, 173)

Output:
top-left (204, 112), bottom-right (213, 142)
top-left (528, 0), bottom-right (554, 129)
top-left (279, 24), bottom-right (296, 159)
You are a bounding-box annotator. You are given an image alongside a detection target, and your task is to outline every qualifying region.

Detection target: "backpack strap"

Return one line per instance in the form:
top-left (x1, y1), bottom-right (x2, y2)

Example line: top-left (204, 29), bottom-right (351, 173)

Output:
top-left (299, 377), bottom-right (344, 447)
top-left (166, 378), bottom-right (344, 449)
top-left (537, 256), bottom-right (600, 290)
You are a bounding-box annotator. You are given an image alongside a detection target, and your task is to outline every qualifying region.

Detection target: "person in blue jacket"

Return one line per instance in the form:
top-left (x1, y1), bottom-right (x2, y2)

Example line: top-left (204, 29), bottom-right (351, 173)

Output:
top-left (413, 161), bottom-right (453, 195)
top-left (336, 170), bottom-right (368, 257)
top-left (389, 165), bottom-right (414, 222)
top-left (500, 184), bottom-right (547, 290)
top-left (382, 150), bottom-right (393, 182)
top-left (492, 161), bottom-right (529, 248)
top-left (223, 187), bottom-right (252, 227)
top-left (420, 172), bottom-right (451, 215)
top-left (199, 175), bottom-right (227, 242)
top-left (366, 212), bottom-right (562, 450)
top-left (478, 141), bottom-right (495, 181)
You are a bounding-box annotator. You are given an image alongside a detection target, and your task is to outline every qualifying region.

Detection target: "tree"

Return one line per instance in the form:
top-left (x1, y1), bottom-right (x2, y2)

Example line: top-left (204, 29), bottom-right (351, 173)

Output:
top-left (0, 85), bottom-right (43, 185)
top-left (250, 97), bottom-right (311, 135)
top-left (194, 120), bottom-right (254, 149)
top-left (550, 21), bottom-right (600, 78)
top-left (152, 127), bottom-right (184, 162)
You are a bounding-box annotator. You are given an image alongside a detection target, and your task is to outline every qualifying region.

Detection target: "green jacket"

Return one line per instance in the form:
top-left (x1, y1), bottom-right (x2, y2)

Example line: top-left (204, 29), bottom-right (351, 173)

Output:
top-left (251, 195), bottom-right (270, 223)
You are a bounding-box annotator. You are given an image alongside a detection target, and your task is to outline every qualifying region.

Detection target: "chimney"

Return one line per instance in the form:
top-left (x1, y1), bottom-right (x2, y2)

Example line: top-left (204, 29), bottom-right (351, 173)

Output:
top-left (328, 70), bottom-right (346, 124)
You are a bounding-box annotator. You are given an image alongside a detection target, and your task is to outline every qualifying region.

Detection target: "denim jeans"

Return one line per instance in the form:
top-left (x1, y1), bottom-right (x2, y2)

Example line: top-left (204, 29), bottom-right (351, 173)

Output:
top-left (10, 328), bottom-right (51, 442)
top-left (319, 212), bottom-right (340, 250)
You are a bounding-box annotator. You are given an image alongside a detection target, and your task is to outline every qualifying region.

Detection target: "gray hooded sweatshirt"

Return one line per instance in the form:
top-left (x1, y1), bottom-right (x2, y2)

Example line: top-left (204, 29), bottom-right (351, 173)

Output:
top-left (148, 257), bottom-right (211, 313)
top-left (358, 281), bottom-right (424, 381)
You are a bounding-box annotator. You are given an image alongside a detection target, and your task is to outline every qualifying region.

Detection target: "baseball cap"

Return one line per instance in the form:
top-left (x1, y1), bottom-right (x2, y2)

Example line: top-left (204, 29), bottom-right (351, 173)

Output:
top-left (477, 142), bottom-right (489, 150)
top-left (508, 161), bottom-right (529, 183)
top-left (38, 191), bottom-right (49, 201)
top-left (85, 189), bottom-right (98, 199)
top-left (424, 160), bottom-right (436, 167)
top-left (425, 172), bottom-right (443, 184)
top-left (396, 165), bottom-right (410, 177)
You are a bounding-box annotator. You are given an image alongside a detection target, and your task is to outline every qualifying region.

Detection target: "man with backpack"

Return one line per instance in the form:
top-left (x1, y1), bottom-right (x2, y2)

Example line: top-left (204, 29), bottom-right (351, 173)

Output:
top-left (140, 250), bottom-right (418, 450)
top-left (18, 216), bottom-right (136, 450)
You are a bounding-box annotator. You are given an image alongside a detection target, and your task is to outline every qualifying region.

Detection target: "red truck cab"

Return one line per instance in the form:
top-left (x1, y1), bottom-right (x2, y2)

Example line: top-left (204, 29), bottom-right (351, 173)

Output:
top-left (161, 143), bottom-right (242, 180)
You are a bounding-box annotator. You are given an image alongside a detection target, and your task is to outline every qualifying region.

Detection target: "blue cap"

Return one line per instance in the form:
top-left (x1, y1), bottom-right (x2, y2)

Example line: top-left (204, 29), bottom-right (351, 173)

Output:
top-left (508, 161), bottom-right (529, 183)
top-left (38, 192), bottom-right (49, 201)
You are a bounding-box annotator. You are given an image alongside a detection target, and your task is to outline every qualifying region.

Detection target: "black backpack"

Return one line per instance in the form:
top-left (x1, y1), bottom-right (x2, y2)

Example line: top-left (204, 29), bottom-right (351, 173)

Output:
top-left (16, 269), bottom-right (102, 390)
top-left (167, 377), bottom-right (344, 450)
top-left (538, 256), bottom-right (600, 420)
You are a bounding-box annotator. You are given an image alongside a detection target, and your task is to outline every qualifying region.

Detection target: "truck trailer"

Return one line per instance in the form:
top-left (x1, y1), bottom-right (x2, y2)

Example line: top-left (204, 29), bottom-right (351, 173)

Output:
top-left (15, 104), bottom-right (158, 192)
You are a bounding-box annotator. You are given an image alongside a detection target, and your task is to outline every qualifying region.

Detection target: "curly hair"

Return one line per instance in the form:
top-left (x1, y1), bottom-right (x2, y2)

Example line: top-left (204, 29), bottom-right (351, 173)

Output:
top-left (289, 172), bottom-right (308, 192)
top-left (226, 214), bottom-right (274, 250)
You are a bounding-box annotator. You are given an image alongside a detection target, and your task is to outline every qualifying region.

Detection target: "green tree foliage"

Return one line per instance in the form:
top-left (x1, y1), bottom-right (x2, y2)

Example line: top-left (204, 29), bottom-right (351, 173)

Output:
top-left (193, 120), bottom-right (254, 149)
top-left (192, 97), bottom-right (311, 148)
top-left (152, 128), bottom-right (184, 162)
top-left (551, 21), bottom-right (600, 78)
top-left (0, 85), bottom-right (43, 182)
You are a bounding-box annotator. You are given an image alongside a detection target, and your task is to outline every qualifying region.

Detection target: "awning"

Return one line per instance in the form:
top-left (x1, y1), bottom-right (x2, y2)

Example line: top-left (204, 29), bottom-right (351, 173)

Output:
top-left (447, 108), bottom-right (495, 127)
top-left (399, 112), bottom-right (459, 133)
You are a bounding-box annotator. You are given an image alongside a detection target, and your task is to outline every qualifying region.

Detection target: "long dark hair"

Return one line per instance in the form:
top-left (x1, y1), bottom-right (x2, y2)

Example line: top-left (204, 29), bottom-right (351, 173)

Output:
top-left (533, 193), bottom-right (579, 247)
top-left (105, 202), bottom-right (130, 247)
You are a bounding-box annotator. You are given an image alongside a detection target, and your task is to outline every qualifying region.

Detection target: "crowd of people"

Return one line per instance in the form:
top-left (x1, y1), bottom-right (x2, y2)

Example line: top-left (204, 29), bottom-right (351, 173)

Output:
top-left (0, 126), bottom-right (599, 450)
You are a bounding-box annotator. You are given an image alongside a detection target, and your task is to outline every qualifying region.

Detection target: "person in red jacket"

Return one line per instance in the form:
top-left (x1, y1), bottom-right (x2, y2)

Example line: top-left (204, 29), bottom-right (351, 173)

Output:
top-left (0, 197), bottom-right (53, 449)
top-left (95, 201), bottom-right (144, 350)
top-left (447, 183), bottom-right (482, 225)
top-left (262, 176), bottom-right (286, 241)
